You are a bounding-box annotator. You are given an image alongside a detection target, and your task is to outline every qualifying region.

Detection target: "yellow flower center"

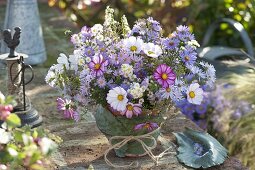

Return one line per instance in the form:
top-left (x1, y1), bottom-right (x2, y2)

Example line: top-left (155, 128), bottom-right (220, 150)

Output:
top-left (166, 87), bottom-right (171, 92)
top-left (184, 56), bottom-right (190, 61)
top-left (127, 104), bottom-right (134, 111)
top-left (169, 41), bottom-right (174, 46)
top-left (144, 123), bottom-right (150, 129)
top-left (130, 46), bottom-right (137, 52)
top-left (94, 63), bottom-right (101, 70)
top-left (117, 94), bottom-right (124, 101)
top-left (87, 50), bottom-right (91, 54)
top-left (101, 48), bottom-right (105, 52)
top-left (148, 51), bottom-right (154, 55)
top-left (161, 73), bottom-right (168, 80)
top-left (189, 91), bottom-right (195, 98)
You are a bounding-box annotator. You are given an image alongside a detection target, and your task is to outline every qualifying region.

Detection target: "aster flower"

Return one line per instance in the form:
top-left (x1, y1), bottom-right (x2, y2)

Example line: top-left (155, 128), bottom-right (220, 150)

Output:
top-left (56, 97), bottom-right (79, 121)
top-left (195, 104), bottom-right (208, 115)
top-left (123, 36), bottom-right (144, 54)
top-left (97, 77), bottom-right (106, 88)
top-left (162, 38), bottom-right (179, 50)
top-left (175, 25), bottom-right (195, 41)
top-left (121, 103), bottom-right (142, 118)
top-left (106, 87), bottom-right (128, 111)
top-left (89, 54), bottom-right (108, 77)
top-left (134, 122), bottom-right (159, 132)
top-left (143, 43), bottom-right (162, 58)
top-left (180, 46), bottom-right (197, 65)
top-left (154, 64), bottom-right (176, 88)
top-left (186, 83), bottom-right (204, 105)
top-left (84, 47), bottom-right (95, 57)
top-left (157, 87), bottom-right (174, 100)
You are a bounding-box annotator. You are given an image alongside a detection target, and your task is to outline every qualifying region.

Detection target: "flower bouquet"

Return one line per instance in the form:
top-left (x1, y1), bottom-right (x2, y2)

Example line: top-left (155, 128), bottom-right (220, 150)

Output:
top-left (46, 7), bottom-right (215, 161)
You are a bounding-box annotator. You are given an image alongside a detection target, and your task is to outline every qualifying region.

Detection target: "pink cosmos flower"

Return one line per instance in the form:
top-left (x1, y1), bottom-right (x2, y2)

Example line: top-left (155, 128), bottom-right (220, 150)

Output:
top-left (134, 122), bottom-right (159, 132)
top-left (154, 64), bottom-right (176, 88)
top-left (89, 54), bottom-right (108, 77)
top-left (56, 97), bottom-right (79, 122)
top-left (121, 103), bottom-right (142, 118)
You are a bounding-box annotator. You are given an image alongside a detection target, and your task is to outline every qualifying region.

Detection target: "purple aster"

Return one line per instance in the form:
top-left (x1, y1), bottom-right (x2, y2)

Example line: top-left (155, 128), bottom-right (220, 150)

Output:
top-left (80, 26), bottom-right (92, 40)
top-left (182, 103), bottom-right (196, 117)
top-left (84, 47), bottom-right (95, 57)
top-left (195, 104), bottom-right (208, 115)
top-left (56, 97), bottom-right (79, 121)
top-left (147, 17), bottom-right (162, 32)
top-left (135, 69), bottom-right (147, 79)
top-left (118, 52), bottom-right (131, 64)
top-left (134, 122), bottom-right (159, 132)
top-left (232, 109), bottom-right (242, 119)
top-left (97, 77), bottom-right (106, 88)
top-left (180, 46), bottom-right (197, 65)
top-left (176, 25), bottom-right (190, 34)
top-left (176, 25), bottom-right (195, 41)
top-left (89, 54), bottom-right (108, 77)
top-left (154, 64), bottom-right (176, 88)
top-left (193, 143), bottom-right (204, 156)
top-left (162, 38), bottom-right (180, 50)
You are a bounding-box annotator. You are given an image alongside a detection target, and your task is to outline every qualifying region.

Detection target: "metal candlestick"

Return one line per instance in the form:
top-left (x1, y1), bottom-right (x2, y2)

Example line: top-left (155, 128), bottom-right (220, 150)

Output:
top-left (0, 27), bottom-right (42, 128)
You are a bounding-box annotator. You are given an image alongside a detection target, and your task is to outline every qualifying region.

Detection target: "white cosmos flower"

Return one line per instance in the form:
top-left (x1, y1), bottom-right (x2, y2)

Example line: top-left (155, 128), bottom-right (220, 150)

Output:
top-left (0, 128), bottom-right (12, 144)
top-left (186, 83), bottom-right (203, 105)
top-left (106, 87), bottom-right (128, 111)
top-left (123, 36), bottom-right (144, 54)
top-left (143, 43), bottom-right (162, 58)
top-left (56, 53), bottom-right (69, 71)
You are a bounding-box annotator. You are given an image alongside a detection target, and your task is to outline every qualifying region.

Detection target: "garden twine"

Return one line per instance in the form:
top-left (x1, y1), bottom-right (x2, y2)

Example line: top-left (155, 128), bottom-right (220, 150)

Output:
top-left (104, 127), bottom-right (176, 168)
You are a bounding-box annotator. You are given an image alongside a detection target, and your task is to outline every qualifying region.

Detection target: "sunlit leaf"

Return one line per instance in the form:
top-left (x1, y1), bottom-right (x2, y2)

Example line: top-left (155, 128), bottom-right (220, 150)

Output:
top-left (6, 114), bottom-right (21, 128)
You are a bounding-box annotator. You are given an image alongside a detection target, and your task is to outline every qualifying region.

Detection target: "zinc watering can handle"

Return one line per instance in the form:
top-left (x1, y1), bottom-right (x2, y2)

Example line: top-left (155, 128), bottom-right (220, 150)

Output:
top-left (201, 18), bottom-right (254, 58)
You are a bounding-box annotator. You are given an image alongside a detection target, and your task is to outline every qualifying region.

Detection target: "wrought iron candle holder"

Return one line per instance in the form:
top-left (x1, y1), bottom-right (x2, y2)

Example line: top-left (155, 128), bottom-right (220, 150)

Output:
top-left (0, 27), bottom-right (42, 127)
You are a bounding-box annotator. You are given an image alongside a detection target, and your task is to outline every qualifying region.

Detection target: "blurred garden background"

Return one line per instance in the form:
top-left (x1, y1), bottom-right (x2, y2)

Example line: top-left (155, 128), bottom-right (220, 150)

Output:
top-left (1, 0), bottom-right (255, 169)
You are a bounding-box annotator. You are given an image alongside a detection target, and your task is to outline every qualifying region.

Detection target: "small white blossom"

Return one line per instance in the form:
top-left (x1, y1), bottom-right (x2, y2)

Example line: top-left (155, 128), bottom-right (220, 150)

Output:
top-left (143, 43), bottom-right (162, 58)
top-left (39, 137), bottom-right (57, 155)
top-left (128, 83), bottom-right (145, 99)
top-left (8, 148), bottom-right (18, 157)
top-left (187, 40), bottom-right (200, 48)
top-left (0, 91), bottom-right (5, 102)
top-left (91, 24), bottom-right (103, 35)
top-left (0, 128), bottom-right (12, 144)
top-left (121, 64), bottom-right (134, 79)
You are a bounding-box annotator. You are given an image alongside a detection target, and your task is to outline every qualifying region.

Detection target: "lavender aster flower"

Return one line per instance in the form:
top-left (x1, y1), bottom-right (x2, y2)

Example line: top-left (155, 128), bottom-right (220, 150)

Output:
top-left (84, 47), bottom-right (95, 57)
top-left (162, 38), bottom-right (180, 50)
top-left (180, 46), bottom-right (197, 65)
